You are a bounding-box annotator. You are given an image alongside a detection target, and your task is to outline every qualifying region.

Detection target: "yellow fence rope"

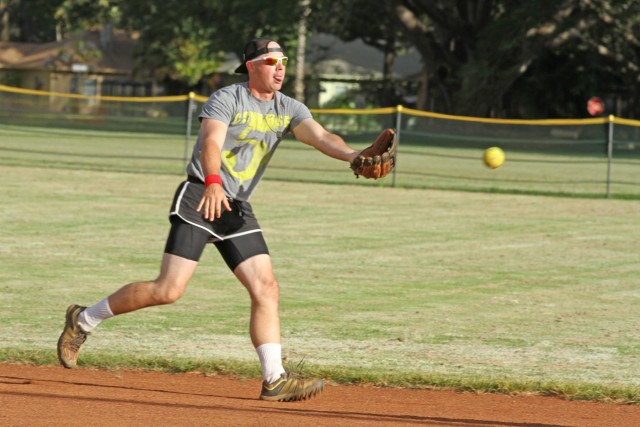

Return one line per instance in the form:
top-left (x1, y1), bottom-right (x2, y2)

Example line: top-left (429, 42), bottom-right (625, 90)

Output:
top-left (1, 85), bottom-right (640, 126)
top-left (400, 106), bottom-right (612, 126)
top-left (0, 84), bottom-right (189, 103)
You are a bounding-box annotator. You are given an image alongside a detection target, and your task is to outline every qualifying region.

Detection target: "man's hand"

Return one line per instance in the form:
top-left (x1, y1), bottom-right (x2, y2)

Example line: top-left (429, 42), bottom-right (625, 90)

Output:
top-left (196, 184), bottom-right (232, 221)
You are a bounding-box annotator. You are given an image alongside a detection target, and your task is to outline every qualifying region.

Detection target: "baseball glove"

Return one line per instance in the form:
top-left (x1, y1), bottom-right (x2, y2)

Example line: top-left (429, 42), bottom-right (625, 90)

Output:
top-left (350, 128), bottom-right (397, 179)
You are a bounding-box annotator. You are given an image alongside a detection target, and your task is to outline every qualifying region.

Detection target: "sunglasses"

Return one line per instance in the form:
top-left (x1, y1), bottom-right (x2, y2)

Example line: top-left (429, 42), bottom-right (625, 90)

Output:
top-left (249, 56), bottom-right (288, 67)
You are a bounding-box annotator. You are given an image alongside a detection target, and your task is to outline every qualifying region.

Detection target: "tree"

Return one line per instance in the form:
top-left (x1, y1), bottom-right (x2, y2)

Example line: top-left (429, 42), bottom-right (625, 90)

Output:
top-left (39, 0), bottom-right (304, 92)
top-left (54, 0), bottom-right (121, 40)
top-left (310, 0), bottom-right (409, 107)
top-left (5, 0), bottom-right (638, 116)
top-left (0, 0), bottom-right (65, 42)
top-left (120, 0), bottom-right (304, 92)
top-left (384, 0), bottom-right (542, 115)
top-left (386, 0), bottom-right (640, 118)
top-left (512, 1), bottom-right (640, 118)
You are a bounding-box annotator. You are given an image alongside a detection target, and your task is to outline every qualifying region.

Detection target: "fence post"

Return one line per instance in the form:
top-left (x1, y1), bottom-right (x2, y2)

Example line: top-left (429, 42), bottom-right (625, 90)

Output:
top-left (392, 105), bottom-right (403, 188)
top-left (184, 92), bottom-right (196, 168)
top-left (606, 114), bottom-right (614, 198)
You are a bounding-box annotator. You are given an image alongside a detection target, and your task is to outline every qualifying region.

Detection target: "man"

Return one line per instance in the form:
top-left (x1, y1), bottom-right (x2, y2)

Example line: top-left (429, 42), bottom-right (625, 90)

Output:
top-left (57, 37), bottom-right (363, 402)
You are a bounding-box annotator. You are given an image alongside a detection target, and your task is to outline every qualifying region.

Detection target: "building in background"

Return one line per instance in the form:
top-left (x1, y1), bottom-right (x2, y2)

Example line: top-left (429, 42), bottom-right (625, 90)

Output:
top-left (304, 33), bottom-right (422, 108)
top-left (0, 27), bottom-right (154, 102)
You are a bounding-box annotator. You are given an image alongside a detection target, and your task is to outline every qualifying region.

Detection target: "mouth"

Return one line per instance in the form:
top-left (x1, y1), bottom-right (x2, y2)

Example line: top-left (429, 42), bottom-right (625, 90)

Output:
top-left (274, 75), bottom-right (284, 84)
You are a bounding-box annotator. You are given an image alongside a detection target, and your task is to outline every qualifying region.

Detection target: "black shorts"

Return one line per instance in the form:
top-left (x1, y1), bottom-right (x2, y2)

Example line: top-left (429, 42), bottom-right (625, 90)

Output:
top-left (164, 178), bottom-right (269, 271)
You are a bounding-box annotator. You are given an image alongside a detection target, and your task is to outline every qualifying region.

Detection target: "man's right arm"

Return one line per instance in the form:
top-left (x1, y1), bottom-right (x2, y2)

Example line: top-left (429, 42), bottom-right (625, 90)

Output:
top-left (196, 118), bottom-right (231, 221)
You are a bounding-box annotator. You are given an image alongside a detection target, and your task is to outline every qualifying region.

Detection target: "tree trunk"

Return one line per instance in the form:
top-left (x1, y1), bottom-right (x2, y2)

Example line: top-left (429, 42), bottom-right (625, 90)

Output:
top-left (382, 33), bottom-right (396, 107)
top-left (417, 65), bottom-right (428, 111)
top-left (294, 0), bottom-right (311, 102)
top-left (0, 1), bottom-right (9, 42)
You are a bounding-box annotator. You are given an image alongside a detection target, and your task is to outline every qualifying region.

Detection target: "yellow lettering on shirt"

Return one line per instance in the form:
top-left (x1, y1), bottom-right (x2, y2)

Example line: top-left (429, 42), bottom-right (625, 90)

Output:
top-left (223, 112), bottom-right (291, 183)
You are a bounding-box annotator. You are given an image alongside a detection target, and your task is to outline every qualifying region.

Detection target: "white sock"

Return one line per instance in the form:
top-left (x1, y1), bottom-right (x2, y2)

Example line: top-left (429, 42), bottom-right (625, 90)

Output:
top-left (77, 298), bottom-right (114, 332)
top-left (256, 343), bottom-right (286, 384)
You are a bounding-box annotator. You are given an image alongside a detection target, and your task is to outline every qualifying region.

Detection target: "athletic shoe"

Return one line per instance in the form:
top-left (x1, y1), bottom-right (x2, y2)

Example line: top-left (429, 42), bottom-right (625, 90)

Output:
top-left (259, 372), bottom-right (324, 402)
top-left (57, 304), bottom-right (89, 369)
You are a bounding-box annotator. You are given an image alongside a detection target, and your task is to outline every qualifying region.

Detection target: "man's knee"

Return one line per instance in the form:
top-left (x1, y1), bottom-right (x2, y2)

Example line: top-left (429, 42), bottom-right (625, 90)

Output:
top-left (152, 280), bottom-right (186, 305)
top-left (252, 276), bottom-right (280, 304)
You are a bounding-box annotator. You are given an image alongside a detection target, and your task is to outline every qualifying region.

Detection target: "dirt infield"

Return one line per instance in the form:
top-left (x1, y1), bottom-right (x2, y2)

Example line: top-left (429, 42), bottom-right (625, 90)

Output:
top-left (1, 364), bottom-right (638, 426)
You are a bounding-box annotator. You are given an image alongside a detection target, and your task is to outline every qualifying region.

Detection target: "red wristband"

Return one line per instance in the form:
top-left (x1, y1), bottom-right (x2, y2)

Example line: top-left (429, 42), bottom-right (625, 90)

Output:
top-left (204, 174), bottom-right (223, 187)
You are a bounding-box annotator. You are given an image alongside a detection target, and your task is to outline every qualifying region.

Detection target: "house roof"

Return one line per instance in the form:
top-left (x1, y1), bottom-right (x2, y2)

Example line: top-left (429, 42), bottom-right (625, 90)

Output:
top-left (0, 29), bottom-right (137, 75)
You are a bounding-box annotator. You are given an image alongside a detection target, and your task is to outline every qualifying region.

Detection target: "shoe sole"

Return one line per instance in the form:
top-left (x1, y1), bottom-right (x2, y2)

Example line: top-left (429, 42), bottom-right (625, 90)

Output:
top-left (260, 380), bottom-right (324, 402)
top-left (56, 335), bottom-right (74, 369)
top-left (57, 305), bottom-right (80, 369)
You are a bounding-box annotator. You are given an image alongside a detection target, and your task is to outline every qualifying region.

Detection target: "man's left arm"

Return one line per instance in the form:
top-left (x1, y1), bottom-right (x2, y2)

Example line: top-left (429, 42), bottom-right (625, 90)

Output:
top-left (291, 118), bottom-right (360, 163)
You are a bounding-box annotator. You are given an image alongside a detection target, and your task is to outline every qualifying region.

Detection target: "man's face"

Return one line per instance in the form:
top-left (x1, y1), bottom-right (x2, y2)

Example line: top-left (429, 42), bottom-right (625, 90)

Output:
top-left (247, 42), bottom-right (286, 93)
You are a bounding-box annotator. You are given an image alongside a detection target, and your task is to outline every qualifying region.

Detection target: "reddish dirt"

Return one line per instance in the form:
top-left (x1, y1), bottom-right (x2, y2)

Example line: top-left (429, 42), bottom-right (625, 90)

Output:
top-left (1, 363), bottom-right (638, 426)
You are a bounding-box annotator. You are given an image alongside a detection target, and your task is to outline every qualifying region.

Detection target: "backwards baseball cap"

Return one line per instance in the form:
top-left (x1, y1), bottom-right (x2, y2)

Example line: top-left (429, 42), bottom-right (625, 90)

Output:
top-left (234, 37), bottom-right (284, 74)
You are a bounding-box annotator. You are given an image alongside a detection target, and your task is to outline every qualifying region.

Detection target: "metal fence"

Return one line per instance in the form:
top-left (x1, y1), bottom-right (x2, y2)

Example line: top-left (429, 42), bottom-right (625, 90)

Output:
top-left (1, 84), bottom-right (639, 199)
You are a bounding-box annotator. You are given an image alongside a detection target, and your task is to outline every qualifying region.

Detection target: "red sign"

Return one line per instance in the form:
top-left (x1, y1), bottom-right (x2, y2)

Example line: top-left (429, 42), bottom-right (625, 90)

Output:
top-left (587, 97), bottom-right (604, 116)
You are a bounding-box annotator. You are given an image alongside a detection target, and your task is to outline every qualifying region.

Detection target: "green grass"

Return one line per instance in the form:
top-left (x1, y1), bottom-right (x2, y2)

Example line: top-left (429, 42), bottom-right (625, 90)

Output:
top-left (1, 124), bottom-right (639, 403)
top-left (1, 157), bottom-right (640, 403)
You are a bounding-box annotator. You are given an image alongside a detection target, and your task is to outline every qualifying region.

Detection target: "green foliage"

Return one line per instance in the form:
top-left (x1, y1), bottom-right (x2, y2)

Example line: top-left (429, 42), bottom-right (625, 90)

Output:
top-left (119, 0), bottom-right (303, 88)
top-left (55, 0), bottom-right (122, 34)
top-left (150, 17), bottom-right (223, 86)
top-left (3, 0), bottom-right (640, 117)
top-left (0, 0), bottom-right (64, 42)
top-left (384, 0), bottom-right (640, 117)
top-left (512, 0), bottom-right (640, 118)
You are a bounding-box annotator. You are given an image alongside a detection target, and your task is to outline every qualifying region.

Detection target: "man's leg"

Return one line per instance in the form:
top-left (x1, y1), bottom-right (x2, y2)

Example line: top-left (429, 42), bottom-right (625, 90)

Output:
top-left (233, 254), bottom-right (281, 348)
top-left (233, 254), bottom-right (324, 401)
top-left (107, 253), bottom-right (198, 315)
top-left (57, 253), bottom-right (198, 368)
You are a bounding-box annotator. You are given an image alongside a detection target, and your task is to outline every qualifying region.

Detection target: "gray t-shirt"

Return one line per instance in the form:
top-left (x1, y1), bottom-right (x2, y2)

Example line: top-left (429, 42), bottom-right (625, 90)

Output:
top-left (186, 82), bottom-right (312, 201)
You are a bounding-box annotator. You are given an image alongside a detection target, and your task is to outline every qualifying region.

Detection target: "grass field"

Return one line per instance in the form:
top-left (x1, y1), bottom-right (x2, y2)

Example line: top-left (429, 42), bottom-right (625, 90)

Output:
top-left (1, 145), bottom-right (640, 403)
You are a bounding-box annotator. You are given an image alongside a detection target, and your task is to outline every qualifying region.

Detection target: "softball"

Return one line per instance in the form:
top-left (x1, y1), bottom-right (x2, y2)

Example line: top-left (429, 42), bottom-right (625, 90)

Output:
top-left (483, 147), bottom-right (505, 169)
